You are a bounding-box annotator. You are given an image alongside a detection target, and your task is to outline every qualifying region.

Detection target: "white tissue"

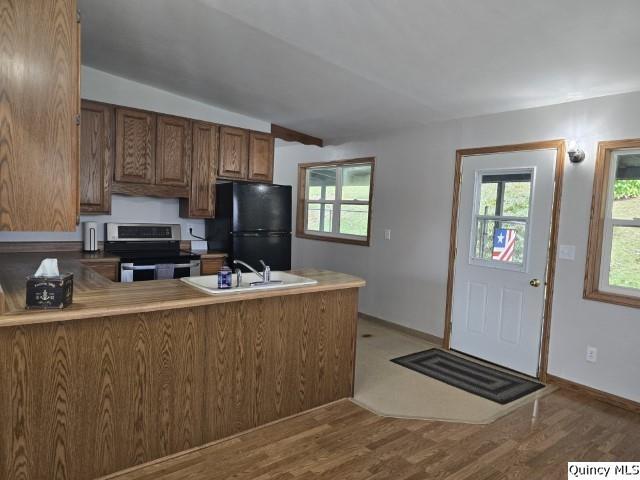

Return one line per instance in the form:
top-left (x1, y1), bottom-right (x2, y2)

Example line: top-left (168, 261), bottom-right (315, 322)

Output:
top-left (34, 258), bottom-right (60, 277)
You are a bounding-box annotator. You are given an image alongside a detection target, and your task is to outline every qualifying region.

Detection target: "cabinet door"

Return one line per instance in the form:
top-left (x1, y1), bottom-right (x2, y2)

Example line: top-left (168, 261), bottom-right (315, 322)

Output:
top-left (80, 101), bottom-right (113, 214)
top-left (200, 256), bottom-right (226, 275)
top-left (114, 108), bottom-right (156, 184)
top-left (0, 0), bottom-right (80, 231)
top-left (156, 115), bottom-right (192, 187)
top-left (180, 122), bottom-right (218, 218)
top-left (248, 132), bottom-right (274, 182)
top-left (218, 126), bottom-right (248, 179)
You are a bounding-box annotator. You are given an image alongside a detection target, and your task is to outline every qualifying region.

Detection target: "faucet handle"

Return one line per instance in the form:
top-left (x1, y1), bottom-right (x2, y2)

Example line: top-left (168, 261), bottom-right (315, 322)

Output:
top-left (259, 260), bottom-right (271, 282)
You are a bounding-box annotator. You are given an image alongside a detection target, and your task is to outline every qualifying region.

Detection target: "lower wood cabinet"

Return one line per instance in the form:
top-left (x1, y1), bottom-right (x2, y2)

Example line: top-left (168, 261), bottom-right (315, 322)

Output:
top-left (200, 255), bottom-right (226, 275)
top-left (0, 289), bottom-right (358, 480)
top-left (180, 121), bottom-right (218, 218)
top-left (80, 101), bottom-right (113, 214)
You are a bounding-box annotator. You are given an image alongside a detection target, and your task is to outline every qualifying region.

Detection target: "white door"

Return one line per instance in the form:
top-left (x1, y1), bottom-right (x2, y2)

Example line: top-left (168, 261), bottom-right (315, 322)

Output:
top-left (450, 149), bottom-right (556, 376)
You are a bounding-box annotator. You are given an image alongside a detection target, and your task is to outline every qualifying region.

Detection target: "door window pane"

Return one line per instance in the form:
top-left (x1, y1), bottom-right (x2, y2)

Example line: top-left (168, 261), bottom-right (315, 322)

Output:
top-left (339, 205), bottom-right (369, 236)
top-left (308, 168), bottom-right (336, 201)
top-left (609, 226), bottom-right (640, 289)
top-left (476, 172), bottom-right (532, 217)
top-left (474, 219), bottom-right (527, 265)
top-left (478, 182), bottom-right (498, 215)
top-left (502, 181), bottom-right (531, 217)
top-left (341, 164), bottom-right (372, 201)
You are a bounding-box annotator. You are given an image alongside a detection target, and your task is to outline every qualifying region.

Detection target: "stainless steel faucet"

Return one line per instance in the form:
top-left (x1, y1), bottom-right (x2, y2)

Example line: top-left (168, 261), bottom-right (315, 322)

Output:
top-left (233, 259), bottom-right (281, 286)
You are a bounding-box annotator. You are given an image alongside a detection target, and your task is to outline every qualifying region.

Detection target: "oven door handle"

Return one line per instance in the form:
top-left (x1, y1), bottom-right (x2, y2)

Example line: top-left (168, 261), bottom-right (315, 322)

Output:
top-left (121, 265), bottom-right (156, 271)
top-left (121, 261), bottom-right (200, 271)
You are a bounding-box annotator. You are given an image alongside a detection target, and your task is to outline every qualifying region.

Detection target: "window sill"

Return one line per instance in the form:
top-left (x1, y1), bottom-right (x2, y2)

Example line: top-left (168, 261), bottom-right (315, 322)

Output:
top-left (583, 288), bottom-right (640, 309)
top-left (296, 231), bottom-right (370, 247)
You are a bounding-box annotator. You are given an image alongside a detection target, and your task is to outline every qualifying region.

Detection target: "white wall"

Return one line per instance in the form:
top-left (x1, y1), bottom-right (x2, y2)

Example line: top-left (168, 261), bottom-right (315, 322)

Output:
top-left (0, 66), bottom-right (270, 242)
top-left (274, 91), bottom-right (640, 403)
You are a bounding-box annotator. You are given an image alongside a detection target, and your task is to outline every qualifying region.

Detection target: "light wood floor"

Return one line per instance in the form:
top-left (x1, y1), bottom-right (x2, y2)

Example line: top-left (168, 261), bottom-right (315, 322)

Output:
top-left (109, 389), bottom-right (640, 480)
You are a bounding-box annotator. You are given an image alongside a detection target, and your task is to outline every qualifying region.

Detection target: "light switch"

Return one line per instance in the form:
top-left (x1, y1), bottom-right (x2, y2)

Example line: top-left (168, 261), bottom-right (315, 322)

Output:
top-left (558, 245), bottom-right (576, 260)
top-left (384, 229), bottom-right (391, 241)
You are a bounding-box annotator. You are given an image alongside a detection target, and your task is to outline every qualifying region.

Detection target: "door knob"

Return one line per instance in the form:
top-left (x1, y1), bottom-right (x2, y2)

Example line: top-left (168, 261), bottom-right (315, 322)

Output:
top-left (529, 278), bottom-right (541, 287)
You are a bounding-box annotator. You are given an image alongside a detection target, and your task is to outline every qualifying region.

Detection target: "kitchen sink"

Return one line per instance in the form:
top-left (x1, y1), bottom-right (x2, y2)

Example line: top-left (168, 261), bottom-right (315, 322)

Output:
top-left (181, 271), bottom-right (318, 294)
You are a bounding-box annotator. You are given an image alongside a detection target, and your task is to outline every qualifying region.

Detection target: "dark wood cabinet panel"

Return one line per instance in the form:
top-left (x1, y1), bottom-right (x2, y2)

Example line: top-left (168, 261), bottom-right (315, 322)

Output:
top-left (218, 126), bottom-right (249, 179)
top-left (0, 0), bottom-right (80, 231)
top-left (248, 132), bottom-right (274, 182)
top-left (180, 122), bottom-right (218, 218)
top-left (203, 290), bottom-right (358, 441)
top-left (114, 108), bottom-right (156, 184)
top-left (156, 115), bottom-right (191, 187)
top-left (80, 101), bottom-right (113, 214)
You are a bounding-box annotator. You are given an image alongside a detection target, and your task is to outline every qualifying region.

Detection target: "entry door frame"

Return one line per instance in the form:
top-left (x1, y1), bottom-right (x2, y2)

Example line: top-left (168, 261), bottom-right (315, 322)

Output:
top-left (443, 139), bottom-right (566, 382)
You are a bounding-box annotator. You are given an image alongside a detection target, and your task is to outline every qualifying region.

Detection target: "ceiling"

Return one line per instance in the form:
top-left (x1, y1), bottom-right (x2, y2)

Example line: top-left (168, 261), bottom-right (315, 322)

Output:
top-left (80, 0), bottom-right (640, 142)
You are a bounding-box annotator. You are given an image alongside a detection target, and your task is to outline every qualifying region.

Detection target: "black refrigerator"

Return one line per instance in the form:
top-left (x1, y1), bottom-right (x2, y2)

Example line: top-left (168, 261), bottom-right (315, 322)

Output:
top-left (205, 182), bottom-right (292, 272)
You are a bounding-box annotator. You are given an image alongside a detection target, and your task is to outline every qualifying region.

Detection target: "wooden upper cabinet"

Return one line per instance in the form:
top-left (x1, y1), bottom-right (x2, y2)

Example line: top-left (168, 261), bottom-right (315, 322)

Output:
top-left (218, 126), bottom-right (249, 179)
top-left (0, 0), bottom-right (80, 231)
top-left (114, 107), bottom-right (156, 184)
top-left (156, 115), bottom-right (192, 187)
top-left (80, 101), bottom-right (113, 214)
top-left (248, 132), bottom-right (274, 182)
top-left (180, 122), bottom-right (218, 218)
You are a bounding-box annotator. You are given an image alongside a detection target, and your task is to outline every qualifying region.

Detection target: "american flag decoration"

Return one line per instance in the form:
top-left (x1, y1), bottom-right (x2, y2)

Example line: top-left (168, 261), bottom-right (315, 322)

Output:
top-left (492, 228), bottom-right (516, 261)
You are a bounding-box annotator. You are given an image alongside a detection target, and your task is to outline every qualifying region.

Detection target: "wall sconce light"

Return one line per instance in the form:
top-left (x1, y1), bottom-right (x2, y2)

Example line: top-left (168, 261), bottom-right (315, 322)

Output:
top-left (567, 140), bottom-right (585, 163)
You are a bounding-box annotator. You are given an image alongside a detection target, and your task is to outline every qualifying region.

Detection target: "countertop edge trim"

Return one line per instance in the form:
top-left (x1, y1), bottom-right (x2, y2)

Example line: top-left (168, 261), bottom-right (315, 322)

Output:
top-left (0, 279), bottom-right (365, 328)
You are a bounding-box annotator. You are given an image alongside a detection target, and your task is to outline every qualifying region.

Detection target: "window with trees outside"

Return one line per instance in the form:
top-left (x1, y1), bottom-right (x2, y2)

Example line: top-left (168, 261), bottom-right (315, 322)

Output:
top-left (297, 158), bottom-right (374, 246)
top-left (585, 139), bottom-right (640, 308)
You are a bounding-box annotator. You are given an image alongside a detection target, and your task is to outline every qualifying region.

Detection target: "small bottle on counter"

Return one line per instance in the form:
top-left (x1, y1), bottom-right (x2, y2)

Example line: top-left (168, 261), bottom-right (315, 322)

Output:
top-left (217, 265), bottom-right (233, 289)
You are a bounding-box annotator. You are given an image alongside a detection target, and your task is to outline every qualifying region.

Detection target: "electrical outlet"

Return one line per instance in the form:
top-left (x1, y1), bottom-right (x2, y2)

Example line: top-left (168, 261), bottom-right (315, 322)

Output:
top-left (586, 345), bottom-right (598, 363)
top-left (384, 229), bottom-right (391, 241)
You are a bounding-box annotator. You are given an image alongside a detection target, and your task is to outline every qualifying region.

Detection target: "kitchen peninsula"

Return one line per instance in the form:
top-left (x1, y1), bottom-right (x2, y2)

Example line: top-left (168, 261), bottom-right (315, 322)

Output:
top-left (0, 251), bottom-right (364, 480)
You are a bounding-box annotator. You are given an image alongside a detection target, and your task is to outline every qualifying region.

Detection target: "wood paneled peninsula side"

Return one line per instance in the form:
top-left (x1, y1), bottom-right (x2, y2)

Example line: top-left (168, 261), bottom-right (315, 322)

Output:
top-left (0, 252), bottom-right (364, 480)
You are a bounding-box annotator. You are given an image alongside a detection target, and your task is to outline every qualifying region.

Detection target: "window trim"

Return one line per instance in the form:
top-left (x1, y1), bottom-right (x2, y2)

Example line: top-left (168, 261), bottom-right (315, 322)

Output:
top-left (296, 157), bottom-right (375, 246)
top-left (584, 139), bottom-right (640, 309)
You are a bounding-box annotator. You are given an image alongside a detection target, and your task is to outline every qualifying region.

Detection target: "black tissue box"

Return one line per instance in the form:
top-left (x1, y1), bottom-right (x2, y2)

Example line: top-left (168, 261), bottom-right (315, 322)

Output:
top-left (25, 273), bottom-right (74, 309)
